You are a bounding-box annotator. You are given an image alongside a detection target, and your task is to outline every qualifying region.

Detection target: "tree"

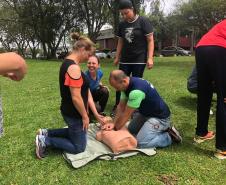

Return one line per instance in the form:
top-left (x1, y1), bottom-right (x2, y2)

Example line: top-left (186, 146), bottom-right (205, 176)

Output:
top-left (169, 0), bottom-right (226, 51)
top-left (0, 4), bottom-right (29, 55)
top-left (146, 0), bottom-right (166, 51)
top-left (77, 0), bottom-right (110, 42)
top-left (131, 0), bottom-right (144, 13)
top-left (1, 0), bottom-right (84, 59)
top-left (179, 0), bottom-right (226, 33)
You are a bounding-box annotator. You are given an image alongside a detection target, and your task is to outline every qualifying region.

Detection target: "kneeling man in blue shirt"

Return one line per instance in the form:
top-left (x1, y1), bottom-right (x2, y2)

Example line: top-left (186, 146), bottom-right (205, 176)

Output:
top-left (102, 70), bottom-right (182, 148)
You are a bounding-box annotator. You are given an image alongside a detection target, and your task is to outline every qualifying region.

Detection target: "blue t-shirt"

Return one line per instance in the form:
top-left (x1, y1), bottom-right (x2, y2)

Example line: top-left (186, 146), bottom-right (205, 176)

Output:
top-left (121, 77), bottom-right (170, 119)
top-left (85, 69), bottom-right (103, 92)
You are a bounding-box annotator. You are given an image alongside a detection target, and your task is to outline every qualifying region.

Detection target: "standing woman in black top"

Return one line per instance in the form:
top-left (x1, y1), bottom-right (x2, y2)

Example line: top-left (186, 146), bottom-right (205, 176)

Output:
top-left (112, 0), bottom-right (154, 114)
top-left (35, 33), bottom-right (105, 159)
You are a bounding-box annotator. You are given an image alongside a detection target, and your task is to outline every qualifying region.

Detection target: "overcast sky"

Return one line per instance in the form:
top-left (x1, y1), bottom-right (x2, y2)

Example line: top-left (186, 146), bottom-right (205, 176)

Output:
top-left (161, 0), bottom-right (178, 14)
top-left (145, 0), bottom-right (185, 14)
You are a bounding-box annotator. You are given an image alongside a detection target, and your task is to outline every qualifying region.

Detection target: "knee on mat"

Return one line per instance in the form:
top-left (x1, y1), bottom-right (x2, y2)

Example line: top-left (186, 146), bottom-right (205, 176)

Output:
top-left (73, 144), bottom-right (86, 154)
top-left (73, 142), bottom-right (87, 154)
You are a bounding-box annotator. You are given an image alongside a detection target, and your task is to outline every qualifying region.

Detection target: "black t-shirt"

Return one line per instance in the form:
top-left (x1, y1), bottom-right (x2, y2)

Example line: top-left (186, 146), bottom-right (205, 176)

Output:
top-left (59, 59), bottom-right (89, 118)
top-left (117, 16), bottom-right (153, 64)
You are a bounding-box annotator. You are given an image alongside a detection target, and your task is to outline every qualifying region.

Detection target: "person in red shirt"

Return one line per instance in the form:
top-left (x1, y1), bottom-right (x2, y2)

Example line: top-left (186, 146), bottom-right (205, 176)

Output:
top-left (194, 19), bottom-right (226, 159)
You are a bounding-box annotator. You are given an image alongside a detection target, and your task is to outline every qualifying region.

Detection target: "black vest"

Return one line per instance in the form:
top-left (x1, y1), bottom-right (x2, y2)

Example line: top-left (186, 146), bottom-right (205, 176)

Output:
top-left (59, 59), bottom-right (89, 118)
top-left (125, 77), bottom-right (170, 119)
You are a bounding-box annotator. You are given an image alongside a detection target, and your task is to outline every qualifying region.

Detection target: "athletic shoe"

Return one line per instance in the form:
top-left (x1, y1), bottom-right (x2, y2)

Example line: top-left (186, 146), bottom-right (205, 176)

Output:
top-left (167, 126), bottom-right (182, 143)
top-left (35, 135), bottom-right (46, 159)
top-left (193, 131), bottom-right (215, 144)
top-left (37, 128), bottom-right (48, 137)
top-left (214, 150), bottom-right (226, 160)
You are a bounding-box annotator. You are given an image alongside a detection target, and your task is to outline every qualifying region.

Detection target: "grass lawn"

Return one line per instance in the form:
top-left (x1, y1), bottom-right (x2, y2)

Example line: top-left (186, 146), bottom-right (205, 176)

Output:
top-left (0, 56), bottom-right (225, 185)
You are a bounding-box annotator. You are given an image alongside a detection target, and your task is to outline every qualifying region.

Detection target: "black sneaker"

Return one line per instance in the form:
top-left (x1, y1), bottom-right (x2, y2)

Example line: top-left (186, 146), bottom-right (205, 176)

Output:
top-left (167, 126), bottom-right (182, 143)
top-left (35, 135), bottom-right (46, 159)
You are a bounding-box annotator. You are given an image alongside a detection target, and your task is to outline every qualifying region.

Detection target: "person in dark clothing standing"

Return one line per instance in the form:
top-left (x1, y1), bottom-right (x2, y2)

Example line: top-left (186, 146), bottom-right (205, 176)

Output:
top-left (194, 19), bottom-right (226, 159)
top-left (187, 65), bottom-right (216, 117)
top-left (111, 0), bottom-right (154, 116)
top-left (35, 33), bottom-right (105, 159)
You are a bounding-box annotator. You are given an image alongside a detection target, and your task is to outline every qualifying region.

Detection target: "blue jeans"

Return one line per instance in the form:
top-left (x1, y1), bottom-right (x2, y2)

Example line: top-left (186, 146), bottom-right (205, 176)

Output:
top-left (45, 114), bottom-right (87, 154)
top-left (128, 112), bottom-right (172, 148)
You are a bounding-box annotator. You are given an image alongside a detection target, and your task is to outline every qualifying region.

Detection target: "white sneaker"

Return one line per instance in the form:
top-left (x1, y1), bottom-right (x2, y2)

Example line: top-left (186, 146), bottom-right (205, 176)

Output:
top-left (35, 135), bottom-right (46, 159)
top-left (37, 128), bottom-right (48, 136)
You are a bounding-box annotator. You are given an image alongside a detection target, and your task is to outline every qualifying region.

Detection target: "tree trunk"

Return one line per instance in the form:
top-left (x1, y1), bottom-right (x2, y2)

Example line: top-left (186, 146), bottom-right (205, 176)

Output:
top-left (28, 43), bottom-right (38, 59)
top-left (42, 42), bottom-right (47, 58)
top-left (190, 27), bottom-right (195, 53)
top-left (112, 0), bottom-right (119, 35)
top-left (50, 47), bottom-right (57, 59)
top-left (158, 41), bottom-right (162, 52)
top-left (174, 31), bottom-right (179, 47)
top-left (62, 35), bottom-right (68, 53)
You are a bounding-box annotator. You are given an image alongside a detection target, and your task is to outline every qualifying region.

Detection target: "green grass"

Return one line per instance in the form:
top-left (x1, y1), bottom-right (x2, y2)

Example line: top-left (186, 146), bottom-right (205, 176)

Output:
top-left (0, 57), bottom-right (225, 185)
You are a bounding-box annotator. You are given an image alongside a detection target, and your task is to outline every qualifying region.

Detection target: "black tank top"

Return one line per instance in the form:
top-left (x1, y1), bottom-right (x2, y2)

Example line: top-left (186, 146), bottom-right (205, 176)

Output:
top-left (59, 59), bottom-right (89, 118)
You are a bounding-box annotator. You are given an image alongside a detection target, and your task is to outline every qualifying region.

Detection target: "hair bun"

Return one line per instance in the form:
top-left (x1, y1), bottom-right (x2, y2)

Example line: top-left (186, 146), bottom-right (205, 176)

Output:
top-left (71, 32), bottom-right (80, 41)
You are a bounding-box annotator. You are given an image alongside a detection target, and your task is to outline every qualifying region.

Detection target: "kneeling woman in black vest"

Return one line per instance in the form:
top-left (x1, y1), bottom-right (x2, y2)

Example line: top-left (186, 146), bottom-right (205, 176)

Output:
top-left (35, 33), bottom-right (105, 159)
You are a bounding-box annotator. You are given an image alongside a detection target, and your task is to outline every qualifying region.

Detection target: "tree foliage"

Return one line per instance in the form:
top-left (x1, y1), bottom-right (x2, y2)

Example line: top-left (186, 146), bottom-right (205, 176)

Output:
top-left (0, 0), bottom-right (226, 57)
top-left (146, 0), bottom-right (226, 51)
top-left (178, 0), bottom-right (226, 34)
top-left (0, 4), bottom-right (27, 54)
top-left (167, 0), bottom-right (226, 51)
top-left (0, 0), bottom-right (111, 59)
top-left (77, 0), bottom-right (110, 41)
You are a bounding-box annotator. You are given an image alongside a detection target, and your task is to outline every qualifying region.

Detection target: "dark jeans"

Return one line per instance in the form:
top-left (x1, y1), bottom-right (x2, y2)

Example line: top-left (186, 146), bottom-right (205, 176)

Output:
top-left (92, 86), bottom-right (109, 112)
top-left (115, 64), bottom-right (146, 105)
top-left (45, 113), bottom-right (86, 154)
top-left (196, 46), bottom-right (226, 150)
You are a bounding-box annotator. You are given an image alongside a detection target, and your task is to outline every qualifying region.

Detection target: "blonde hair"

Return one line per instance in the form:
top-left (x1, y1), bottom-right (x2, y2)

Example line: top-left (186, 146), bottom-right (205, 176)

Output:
top-left (70, 32), bottom-right (95, 52)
